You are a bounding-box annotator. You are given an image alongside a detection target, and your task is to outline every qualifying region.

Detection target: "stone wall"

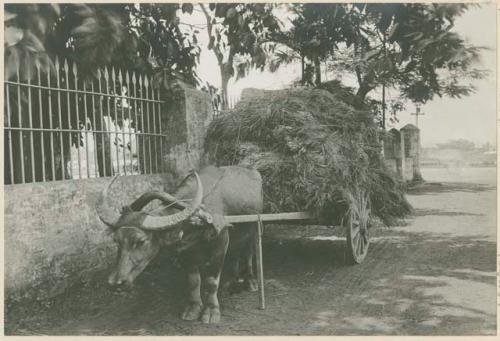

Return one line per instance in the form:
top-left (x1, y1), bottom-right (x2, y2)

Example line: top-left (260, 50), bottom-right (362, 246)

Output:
top-left (4, 174), bottom-right (176, 303)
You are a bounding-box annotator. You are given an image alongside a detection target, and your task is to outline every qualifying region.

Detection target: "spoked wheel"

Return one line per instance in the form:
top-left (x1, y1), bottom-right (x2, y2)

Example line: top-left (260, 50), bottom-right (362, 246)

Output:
top-left (345, 190), bottom-right (371, 264)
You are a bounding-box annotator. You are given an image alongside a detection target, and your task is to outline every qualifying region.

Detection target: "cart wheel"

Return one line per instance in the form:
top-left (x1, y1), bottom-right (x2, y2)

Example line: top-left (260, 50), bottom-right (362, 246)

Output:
top-left (345, 191), bottom-right (371, 264)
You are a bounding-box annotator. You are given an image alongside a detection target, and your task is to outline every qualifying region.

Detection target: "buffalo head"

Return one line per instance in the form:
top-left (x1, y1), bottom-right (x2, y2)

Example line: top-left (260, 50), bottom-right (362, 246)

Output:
top-left (96, 172), bottom-right (213, 290)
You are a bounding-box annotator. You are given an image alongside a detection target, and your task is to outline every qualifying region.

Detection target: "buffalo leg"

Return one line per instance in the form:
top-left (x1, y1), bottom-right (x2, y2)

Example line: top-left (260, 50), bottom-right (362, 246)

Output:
top-left (243, 252), bottom-right (258, 292)
top-left (201, 274), bottom-right (222, 324)
top-left (181, 267), bottom-right (203, 321)
top-left (222, 256), bottom-right (244, 294)
top-left (201, 230), bottom-right (229, 324)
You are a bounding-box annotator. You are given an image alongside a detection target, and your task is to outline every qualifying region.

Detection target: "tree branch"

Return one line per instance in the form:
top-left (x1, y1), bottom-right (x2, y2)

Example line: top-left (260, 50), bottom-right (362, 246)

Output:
top-left (199, 3), bottom-right (224, 65)
top-left (353, 42), bottom-right (364, 86)
top-left (355, 67), bottom-right (363, 86)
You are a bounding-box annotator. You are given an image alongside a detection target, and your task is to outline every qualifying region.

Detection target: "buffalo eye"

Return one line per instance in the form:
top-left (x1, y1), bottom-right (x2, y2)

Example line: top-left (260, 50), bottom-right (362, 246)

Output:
top-left (134, 239), bottom-right (146, 248)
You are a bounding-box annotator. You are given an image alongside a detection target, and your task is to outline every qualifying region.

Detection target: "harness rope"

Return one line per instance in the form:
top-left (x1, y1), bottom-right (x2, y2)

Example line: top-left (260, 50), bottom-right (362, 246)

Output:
top-left (146, 169), bottom-right (228, 215)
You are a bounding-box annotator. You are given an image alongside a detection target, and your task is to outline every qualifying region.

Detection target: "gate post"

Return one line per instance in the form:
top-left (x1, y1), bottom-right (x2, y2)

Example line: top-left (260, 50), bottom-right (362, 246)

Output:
top-left (161, 87), bottom-right (214, 176)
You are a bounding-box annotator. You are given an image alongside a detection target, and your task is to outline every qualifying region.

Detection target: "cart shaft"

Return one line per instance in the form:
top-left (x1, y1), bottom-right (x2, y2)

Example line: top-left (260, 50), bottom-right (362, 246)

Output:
top-left (226, 211), bottom-right (313, 224)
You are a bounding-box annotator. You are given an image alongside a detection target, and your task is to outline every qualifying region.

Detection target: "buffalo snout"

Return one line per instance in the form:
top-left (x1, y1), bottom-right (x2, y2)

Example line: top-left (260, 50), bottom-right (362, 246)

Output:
top-left (108, 273), bottom-right (133, 292)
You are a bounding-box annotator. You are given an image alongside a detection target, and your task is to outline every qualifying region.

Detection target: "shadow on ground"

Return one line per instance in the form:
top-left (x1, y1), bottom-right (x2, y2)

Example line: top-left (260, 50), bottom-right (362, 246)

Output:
top-left (408, 182), bottom-right (494, 195)
top-left (5, 223), bottom-right (496, 336)
top-left (412, 208), bottom-right (484, 217)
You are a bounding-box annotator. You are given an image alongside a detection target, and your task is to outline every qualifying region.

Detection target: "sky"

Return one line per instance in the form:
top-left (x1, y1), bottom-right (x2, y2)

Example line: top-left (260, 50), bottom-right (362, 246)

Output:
top-left (185, 3), bottom-right (497, 147)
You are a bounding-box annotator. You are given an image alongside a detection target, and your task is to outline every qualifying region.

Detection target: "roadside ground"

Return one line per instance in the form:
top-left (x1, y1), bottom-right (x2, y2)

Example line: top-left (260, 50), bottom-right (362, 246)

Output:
top-left (6, 167), bottom-right (496, 335)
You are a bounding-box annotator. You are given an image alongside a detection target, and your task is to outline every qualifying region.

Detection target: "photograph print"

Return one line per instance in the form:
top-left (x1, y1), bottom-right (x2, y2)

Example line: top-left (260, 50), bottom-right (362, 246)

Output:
top-left (3, 2), bottom-right (497, 336)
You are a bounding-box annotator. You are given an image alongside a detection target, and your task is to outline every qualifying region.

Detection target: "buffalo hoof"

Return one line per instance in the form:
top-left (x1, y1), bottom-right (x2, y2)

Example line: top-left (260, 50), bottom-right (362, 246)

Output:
top-left (201, 306), bottom-right (220, 324)
top-left (181, 303), bottom-right (202, 321)
top-left (246, 278), bottom-right (259, 292)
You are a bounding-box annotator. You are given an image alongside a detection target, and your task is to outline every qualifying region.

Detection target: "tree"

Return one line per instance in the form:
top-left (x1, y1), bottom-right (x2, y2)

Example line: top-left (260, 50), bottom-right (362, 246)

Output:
top-left (332, 3), bottom-right (487, 103)
top-left (270, 3), bottom-right (347, 86)
top-left (123, 4), bottom-right (200, 88)
top-left (5, 4), bottom-right (200, 85)
top-left (269, 3), bottom-right (486, 121)
top-left (5, 4), bottom-right (125, 81)
top-left (199, 3), bottom-right (280, 109)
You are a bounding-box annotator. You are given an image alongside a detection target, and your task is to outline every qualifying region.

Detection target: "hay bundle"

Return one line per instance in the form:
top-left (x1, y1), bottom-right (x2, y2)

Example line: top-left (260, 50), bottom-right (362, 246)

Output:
top-left (205, 88), bottom-right (411, 225)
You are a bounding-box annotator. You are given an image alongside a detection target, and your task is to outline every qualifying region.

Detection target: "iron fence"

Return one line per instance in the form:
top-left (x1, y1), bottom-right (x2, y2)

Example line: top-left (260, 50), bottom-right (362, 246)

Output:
top-left (4, 56), bottom-right (167, 185)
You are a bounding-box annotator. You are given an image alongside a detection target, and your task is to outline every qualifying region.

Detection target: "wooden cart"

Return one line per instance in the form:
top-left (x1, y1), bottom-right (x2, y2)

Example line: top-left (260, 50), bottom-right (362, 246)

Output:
top-left (223, 192), bottom-right (371, 309)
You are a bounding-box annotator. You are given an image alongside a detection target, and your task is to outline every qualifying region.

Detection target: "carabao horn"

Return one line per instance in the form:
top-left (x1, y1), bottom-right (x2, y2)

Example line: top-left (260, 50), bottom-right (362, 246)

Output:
top-left (95, 175), bottom-right (121, 228)
top-left (140, 171), bottom-right (203, 230)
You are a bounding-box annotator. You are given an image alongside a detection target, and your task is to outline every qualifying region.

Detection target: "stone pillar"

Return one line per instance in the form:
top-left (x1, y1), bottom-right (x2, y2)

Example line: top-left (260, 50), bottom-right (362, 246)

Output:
top-left (384, 128), bottom-right (404, 177)
top-left (401, 124), bottom-right (422, 181)
top-left (161, 86), bottom-right (214, 176)
top-left (400, 129), bottom-right (406, 179)
top-left (413, 127), bottom-right (423, 181)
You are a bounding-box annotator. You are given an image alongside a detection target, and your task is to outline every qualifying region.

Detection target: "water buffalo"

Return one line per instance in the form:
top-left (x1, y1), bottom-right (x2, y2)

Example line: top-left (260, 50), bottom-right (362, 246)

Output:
top-left (96, 165), bottom-right (263, 324)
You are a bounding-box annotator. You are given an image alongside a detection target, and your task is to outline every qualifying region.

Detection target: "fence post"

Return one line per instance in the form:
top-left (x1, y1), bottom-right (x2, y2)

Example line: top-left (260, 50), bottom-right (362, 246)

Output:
top-left (132, 72), bottom-right (141, 175)
top-left (125, 71), bottom-right (134, 174)
top-left (72, 61), bottom-right (82, 179)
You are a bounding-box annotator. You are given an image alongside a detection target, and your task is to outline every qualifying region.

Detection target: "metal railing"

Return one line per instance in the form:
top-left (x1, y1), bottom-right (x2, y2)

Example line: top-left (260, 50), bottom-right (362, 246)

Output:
top-left (4, 56), bottom-right (167, 185)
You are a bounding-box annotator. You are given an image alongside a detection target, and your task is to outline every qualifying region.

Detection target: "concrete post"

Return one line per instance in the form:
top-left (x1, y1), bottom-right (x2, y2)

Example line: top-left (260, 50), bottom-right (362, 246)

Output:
top-left (401, 124), bottom-right (422, 182)
top-left (413, 128), bottom-right (423, 181)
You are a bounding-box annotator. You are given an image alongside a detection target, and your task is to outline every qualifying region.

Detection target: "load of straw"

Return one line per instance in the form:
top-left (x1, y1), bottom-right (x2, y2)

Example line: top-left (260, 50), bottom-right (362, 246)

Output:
top-left (204, 87), bottom-right (411, 225)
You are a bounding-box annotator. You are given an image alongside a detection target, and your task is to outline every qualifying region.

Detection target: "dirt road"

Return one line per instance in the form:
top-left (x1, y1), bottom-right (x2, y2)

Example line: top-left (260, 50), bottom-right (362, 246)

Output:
top-left (6, 167), bottom-right (496, 335)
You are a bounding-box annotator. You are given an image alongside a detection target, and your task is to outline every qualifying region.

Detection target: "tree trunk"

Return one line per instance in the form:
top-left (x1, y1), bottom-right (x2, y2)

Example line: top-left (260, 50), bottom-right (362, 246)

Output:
top-left (314, 56), bottom-right (321, 86)
top-left (381, 83), bottom-right (386, 129)
top-left (301, 54), bottom-right (305, 85)
top-left (220, 64), bottom-right (231, 110)
top-left (356, 84), bottom-right (372, 101)
top-left (200, 3), bottom-right (231, 110)
top-left (221, 75), bottom-right (230, 110)
top-left (302, 59), bottom-right (314, 85)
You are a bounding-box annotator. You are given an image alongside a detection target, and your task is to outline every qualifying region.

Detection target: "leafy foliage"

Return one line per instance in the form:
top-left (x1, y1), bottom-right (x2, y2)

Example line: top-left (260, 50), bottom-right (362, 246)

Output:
top-left (270, 4), bottom-right (349, 85)
top-left (5, 4), bottom-right (61, 80)
top-left (125, 4), bottom-right (200, 88)
top-left (334, 3), bottom-right (487, 103)
top-left (200, 3), bottom-right (280, 107)
top-left (269, 3), bottom-right (486, 106)
top-left (4, 3), bottom-right (200, 87)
